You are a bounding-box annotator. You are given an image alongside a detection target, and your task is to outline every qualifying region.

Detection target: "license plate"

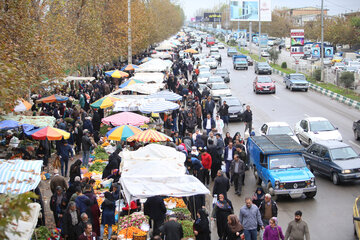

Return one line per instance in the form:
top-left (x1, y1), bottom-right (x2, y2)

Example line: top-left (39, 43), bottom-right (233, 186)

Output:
top-left (230, 115), bottom-right (238, 118)
top-left (290, 189), bottom-right (303, 194)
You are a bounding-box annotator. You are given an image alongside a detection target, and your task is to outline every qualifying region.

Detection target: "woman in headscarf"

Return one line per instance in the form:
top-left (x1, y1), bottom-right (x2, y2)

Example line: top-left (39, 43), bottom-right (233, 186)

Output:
top-left (211, 194), bottom-right (234, 240)
top-left (100, 192), bottom-right (115, 239)
top-left (252, 187), bottom-right (265, 207)
top-left (232, 132), bottom-right (242, 144)
top-left (102, 145), bottom-right (122, 179)
top-left (69, 159), bottom-right (82, 183)
top-left (263, 217), bottom-right (285, 240)
top-left (225, 214), bottom-right (244, 240)
top-left (193, 209), bottom-right (211, 240)
top-left (224, 132), bottom-right (232, 147)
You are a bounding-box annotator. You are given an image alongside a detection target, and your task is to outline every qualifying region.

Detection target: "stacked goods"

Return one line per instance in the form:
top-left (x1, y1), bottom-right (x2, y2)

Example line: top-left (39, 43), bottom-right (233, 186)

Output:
top-left (163, 197), bottom-right (186, 208)
top-left (118, 226), bottom-right (146, 238)
top-left (118, 213), bottom-right (149, 230)
top-left (93, 146), bottom-right (109, 160)
top-left (179, 220), bottom-right (194, 238)
top-left (168, 208), bottom-right (192, 221)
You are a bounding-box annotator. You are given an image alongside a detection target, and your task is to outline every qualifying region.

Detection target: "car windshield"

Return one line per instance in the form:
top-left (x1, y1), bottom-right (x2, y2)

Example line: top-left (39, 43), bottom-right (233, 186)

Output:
top-left (290, 75), bottom-right (306, 80)
top-left (268, 126), bottom-right (294, 136)
top-left (330, 147), bottom-right (358, 160)
top-left (209, 77), bottom-right (223, 82)
top-left (269, 154), bottom-right (306, 169)
top-left (199, 72), bottom-right (211, 78)
top-left (257, 77), bottom-right (272, 83)
top-left (206, 59), bottom-right (216, 63)
top-left (223, 98), bottom-right (240, 106)
top-left (216, 70), bottom-right (227, 74)
top-left (258, 63), bottom-right (269, 67)
top-left (309, 120), bottom-right (336, 132)
top-left (211, 84), bottom-right (228, 90)
top-left (228, 48), bottom-right (236, 52)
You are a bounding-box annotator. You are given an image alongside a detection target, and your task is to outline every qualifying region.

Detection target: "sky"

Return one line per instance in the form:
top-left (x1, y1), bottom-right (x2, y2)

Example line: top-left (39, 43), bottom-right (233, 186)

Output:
top-left (179, 0), bottom-right (360, 20)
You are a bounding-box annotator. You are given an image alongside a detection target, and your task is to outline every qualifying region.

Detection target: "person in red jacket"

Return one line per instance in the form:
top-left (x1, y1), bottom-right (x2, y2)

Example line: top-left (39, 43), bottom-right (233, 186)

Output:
top-left (200, 148), bottom-right (212, 186)
top-left (119, 200), bottom-right (138, 216)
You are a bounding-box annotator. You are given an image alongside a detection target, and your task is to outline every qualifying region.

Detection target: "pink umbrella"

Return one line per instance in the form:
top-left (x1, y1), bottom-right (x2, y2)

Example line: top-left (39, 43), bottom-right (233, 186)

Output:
top-left (102, 112), bottom-right (150, 126)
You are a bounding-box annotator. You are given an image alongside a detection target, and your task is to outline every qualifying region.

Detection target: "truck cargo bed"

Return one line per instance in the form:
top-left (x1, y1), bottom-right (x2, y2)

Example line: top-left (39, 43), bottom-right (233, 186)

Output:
top-left (249, 134), bottom-right (304, 154)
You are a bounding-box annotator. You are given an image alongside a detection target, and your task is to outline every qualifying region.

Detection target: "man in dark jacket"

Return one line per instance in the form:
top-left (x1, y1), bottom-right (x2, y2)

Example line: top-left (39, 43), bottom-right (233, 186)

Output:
top-left (185, 112), bottom-right (197, 133)
top-left (178, 106), bottom-right (186, 137)
top-left (213, 170), bottom-right (230, 199)
top-left (203, 114), bottom-right (215, 135)
top-left (259, 193), bottom-right (278, 226)
top-left (144, 196), bottom-right (167, 236)
top-left (219, 100), bottom-right (229, 126)
top-left (224, 142), bottom-right (235, 179)
top-left (229, 154), bottom-right (245, 196)
top-left (205, 96), bottom-right (215, 116)
top-left (81, 130), bottom-right (92, 167)
top-left (243, 105), bottom-right (253, 135)
top-left (57, 141), bottom-right (73, 177)
top-left (61, 201), bottom-right (80, 240)
top-left (159, 216), bottom-right (184, 240)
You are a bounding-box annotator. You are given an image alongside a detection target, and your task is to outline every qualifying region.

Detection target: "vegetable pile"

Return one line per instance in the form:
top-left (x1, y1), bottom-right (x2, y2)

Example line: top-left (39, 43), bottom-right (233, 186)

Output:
top-left (118, 213), bottom-right (149, 229)
top-left (93, 146), bottom-right (109, 160)
top-left (179, 220), bottom-right (195, 238)
top-left (89, 161), bottom-right (107, 172)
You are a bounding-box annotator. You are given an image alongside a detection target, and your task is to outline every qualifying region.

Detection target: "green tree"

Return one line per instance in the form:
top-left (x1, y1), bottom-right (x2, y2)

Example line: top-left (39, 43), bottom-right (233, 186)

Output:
top-left (340, 71), bottom-right (355, 88)
top-left (269, 48), bottom-right (279, 64)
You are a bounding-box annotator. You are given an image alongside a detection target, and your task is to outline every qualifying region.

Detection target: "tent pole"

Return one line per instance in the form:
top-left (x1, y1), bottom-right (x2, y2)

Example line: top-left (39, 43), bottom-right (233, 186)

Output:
top-left (193, 195), bottom-right (196, 220)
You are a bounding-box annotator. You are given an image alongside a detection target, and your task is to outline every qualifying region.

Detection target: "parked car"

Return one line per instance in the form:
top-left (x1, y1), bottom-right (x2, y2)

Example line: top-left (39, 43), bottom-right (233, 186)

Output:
top-left (254, 62), bottom-right (272, 75)
top-left (247, 56), bottom-right (254, 66)
top-left (207, 75), bottom-right (224, 86)
top-left (331, 56), bottom-right (343, 64)
top-left (205, 58), bottom-right (218, 69)
top-left (210, 52), bottom-right (221, 61)
top-left (261, 49), bottom-right (270, 57)
top-left (303, 140), bottom-right (360, 184)
top-left (198, 65), bottom-right (210, 73)
top-left (218, 43), bottom-right (225, 49)
top-left (220, 96), bottom-right (245, 121)
top-left (209, 83), bottom-right (232, 100)
top-left (214, 68), bottom-right (230, 83)
top-left (197, 71), bottom-right (211, 84)
top-left (253, 76), bottom-right (276, 94)
top-left (343, 66), bottom-right (358, 73)
top-left (227, 47), bottom-right (238, 57)
top-left (210, 46), bottom-right (219, 53)
top-left (233, 55), bottom-right (248, 70)
top-left (353, 120), bottom-right (360, 140)
top-left (284, 73), bottom-right (309, 91)
top-left (259, 122), bottom-right (300, 144)
top-left (294, 117), bottom-right (343, 146)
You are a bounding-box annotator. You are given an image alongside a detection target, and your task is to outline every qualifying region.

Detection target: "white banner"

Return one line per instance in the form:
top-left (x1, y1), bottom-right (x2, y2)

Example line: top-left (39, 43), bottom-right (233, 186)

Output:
top-left (230, 0), bottom-right (272, 22)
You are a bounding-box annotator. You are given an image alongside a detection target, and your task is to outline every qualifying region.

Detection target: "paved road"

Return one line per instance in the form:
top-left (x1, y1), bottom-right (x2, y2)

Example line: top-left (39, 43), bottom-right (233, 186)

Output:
top-left (202, 43), bottom-right (360, 240)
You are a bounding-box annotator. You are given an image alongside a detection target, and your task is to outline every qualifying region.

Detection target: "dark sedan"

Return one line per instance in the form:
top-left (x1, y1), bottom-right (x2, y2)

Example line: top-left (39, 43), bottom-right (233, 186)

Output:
top-left (220, 96), bottom-right (245, 121)
top-left (214, 68), bottom-right (230, 83)
top-left (303, 140), bottom-right (360, 185)
top-left (255, 62), bottom-right (272, 75)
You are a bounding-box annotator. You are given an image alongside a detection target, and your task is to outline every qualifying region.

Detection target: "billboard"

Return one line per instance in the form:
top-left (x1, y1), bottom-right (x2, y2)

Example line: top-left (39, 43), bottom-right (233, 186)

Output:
top-left (259, 35), bottom-right (268, 48)
top-left (203, 13), bottom-right (222, 22)
top-left (290, 29), bottom-right (304, 56)
top-left (195, 16), bottom-right (203, 22)
top-left (312, 47), bottom-right (320, 57)
top-left (325, 46), bottom-right (334, 58)
top-left (230, 0), bottom-right (272, 21)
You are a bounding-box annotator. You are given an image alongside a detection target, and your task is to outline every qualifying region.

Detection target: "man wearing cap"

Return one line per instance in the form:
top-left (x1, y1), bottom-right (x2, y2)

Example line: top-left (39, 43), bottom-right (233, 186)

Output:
top-left (82, 130), bottom-right (92, 167)
top-left (50, 169), bottom-right (68, 194)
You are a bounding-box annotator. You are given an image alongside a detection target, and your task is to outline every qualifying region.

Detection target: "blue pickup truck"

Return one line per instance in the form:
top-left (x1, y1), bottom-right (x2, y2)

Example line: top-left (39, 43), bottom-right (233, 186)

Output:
top-left (232, 55), bottom-right (248, 70)
top-left (247, 134), bottom-right (317, 199)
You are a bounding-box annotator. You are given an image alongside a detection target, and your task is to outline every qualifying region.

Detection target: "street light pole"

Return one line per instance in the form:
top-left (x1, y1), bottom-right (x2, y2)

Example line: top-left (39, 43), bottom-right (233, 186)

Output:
top-left (258, 0), bottom-right (261, 60)
top-left (128, 0), bottom-right (132, 64)
top-left (320, 0), bottom-right (324, 81)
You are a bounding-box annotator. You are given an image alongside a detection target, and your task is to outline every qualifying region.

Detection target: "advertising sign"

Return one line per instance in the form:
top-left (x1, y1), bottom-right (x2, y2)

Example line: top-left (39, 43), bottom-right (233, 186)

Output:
top-left (203, 13), bottom-right (222, 22)
top-left (290, 29), bottom-right (304, 56)
top-left (230, 0), bottom-right (271, 21)
top-left (259, 35), bottom-right (268, 48)
top-left (195, 16), bottom-right (203, 22)
top-left (325, 46), bottom-right (334, 58)
top-left (312, 47), bottom-right (320, 57)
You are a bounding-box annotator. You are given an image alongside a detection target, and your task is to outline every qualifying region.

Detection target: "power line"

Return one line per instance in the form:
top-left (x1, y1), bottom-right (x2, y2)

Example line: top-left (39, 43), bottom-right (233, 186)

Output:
top-left (325, 0), bottom-right (354, 12)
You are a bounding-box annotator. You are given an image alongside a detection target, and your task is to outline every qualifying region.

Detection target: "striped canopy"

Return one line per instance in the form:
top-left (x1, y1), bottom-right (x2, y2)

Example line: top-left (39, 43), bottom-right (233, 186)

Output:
top-left (0, 159), bottom-right (43, 194)
top-left (29, 126), bottom-right (70, 140)
top-left (139, 100), bottom-right (179, 113)
top-left (106, 125), bottom-right (142, 141)
top-left (90, 96), bottom-right (119, 109)
top-left (140, 57), bottom-right (152, 63)
top-left (36, 94), bottom-right (68, 103)
top-left (119, 79), bottom-right (144, 88)
top-left (121, 64), bottom-right (139, 71)
top-left (105, 70), bottom-right (129, 78)
top-left (127, 129), bottom-right (172, 143)
top-left (146, 90), bottom-right (182, 101)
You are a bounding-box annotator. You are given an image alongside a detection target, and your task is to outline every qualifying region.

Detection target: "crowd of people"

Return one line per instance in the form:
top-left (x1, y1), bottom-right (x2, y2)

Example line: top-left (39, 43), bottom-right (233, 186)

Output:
top-left (9, 30), bottom-right (312, 240)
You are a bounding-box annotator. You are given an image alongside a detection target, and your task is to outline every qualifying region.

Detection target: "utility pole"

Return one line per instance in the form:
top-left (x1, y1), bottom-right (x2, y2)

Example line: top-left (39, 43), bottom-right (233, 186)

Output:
top-left (320, 0), bottom-right (324, 81)
top-left (258, 0), bottom-right (261, 60)
top-left (127, 0), bottom-right (132, 64)
top-left (249, 22), bottom-right (252, 54)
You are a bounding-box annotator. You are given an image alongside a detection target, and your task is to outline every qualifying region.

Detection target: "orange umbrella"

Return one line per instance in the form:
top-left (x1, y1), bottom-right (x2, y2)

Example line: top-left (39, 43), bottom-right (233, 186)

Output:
top-left (36, 94), bottom-right (68, 103)
top-left (14, 99), bottom-right (32, 112)
top-left (105, 70), bottom-right (129, 78)
top-left (127, 129), bottom-right (172, 143)
top-left (30, 126), bottom-right (70, 140)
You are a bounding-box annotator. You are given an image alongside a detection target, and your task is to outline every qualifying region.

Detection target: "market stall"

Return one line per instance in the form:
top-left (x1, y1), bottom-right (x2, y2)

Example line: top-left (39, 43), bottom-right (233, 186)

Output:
top-left (64, 76), bottom-right (96, 82)
top-left (0, 115), bottom-right (56, 128)
top-left (136, 59), bottom-right (172, 72)
top-left (146, 90), bottom-right (182, 101)
top-left (116, 83), bottom-right (165, 95)
top-left (112, 97), bottom-right (163, 112)
top-left (139, 99), bottom-right (179, 113)
top-left (131, 72), bottom-right (165, 84)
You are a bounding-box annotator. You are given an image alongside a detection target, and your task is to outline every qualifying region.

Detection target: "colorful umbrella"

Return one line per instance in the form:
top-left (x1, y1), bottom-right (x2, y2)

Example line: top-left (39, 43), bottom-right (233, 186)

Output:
top-left (36, 94), bottom-right (68, 103)
top-left (0, 120), bottom-right (20, 130)
top-left (127, 129), bottom-right (172, 143)
top-left (106, 125), bottom-right (142, 141)
top-left (14, 99), bottom-right (32, 112)
top-left (119, 79), bottom-right (144, 88)
top-left (140, 57), bottom-right (152, 63)
top-left (105, 70), bottom-right (129, 78)
top-left (121, 64), bottom-right (139, 71)
top-left (30, 126), bottom-right (70, 140)
top-left (90, 96), bottom-right (119, 109)
top-left (102, 112), bottom-right (150, 126)
top-left (184, 48), bottom-right (198, 53)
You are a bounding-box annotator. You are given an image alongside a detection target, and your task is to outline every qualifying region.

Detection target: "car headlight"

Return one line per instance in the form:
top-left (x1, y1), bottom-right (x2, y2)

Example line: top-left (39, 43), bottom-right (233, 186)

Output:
top-left (310, 177), bottom-right (315, 186)
top-left (274, 180), bottom-right (280, 189)
top-left (342, 169), bottom-right (352, 174)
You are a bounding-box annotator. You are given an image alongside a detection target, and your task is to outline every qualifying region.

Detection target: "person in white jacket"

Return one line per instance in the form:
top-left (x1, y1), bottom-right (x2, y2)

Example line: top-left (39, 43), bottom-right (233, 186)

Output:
top-left (215, 115), bottom-right (224, 136)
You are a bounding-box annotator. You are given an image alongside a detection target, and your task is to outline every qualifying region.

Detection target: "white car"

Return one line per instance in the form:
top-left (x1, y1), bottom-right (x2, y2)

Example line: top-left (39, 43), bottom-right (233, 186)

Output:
top-left (210, 46), bottom-right (219, 53)
top-left (205, 58), bottom-right (218, 69)
top-left (294, 117), bottom-right (342, 146)
top-left (259, 122), bottom-right (300, 144)
top-left (331, 62), bottom-right (345, 72)
top-left (198, 65), bottom-right (210, 72)
top-left (218, 43), bottom-right (225, 49)
top-left (209, 83), bottom-right (232, 100)
top-left (261, 50), bottom-right (270, 57)
top-left (197, 71), bottom-right (211, 84)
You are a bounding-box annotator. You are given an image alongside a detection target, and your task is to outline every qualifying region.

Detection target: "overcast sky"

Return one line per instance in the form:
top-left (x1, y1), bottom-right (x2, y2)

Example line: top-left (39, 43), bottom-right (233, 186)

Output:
top-left (179, 0), bottom-right (360, 20)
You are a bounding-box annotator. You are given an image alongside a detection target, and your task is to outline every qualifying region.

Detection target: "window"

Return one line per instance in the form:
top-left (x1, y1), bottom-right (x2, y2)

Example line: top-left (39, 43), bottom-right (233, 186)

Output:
top-left (308, 144), bottom-right (321, 156)
top-left (300, 120), bottom-right (308, 130)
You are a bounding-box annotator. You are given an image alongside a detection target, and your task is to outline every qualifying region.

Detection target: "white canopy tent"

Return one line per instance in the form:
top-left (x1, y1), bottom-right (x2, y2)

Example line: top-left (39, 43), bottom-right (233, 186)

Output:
top-left (112, 97), bottom-right (164, 112)
top-left (116, 83), bottom-right (165, 95)
top-left (136, 59), bottom-right (172, 72)
top-left (64, 76), bottom-right (95, 82)
top-left (132, 72), bottom-right (165, 84)
top-left (119, 144), bottom-right (210, 202)
top-left (151, 52), bottom-right (172, 59)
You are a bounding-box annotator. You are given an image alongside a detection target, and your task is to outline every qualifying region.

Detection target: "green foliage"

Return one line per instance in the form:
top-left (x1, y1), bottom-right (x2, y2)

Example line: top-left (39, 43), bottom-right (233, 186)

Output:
top-left (281, 62), bottom-right (287, 69)
top-left (33, 226), bottom-right (52, 240)
top-left (89, 161), bottom-right (107, 171)
top-left (0, 192), bottom-right (38, 240)
top-left (228, 39), bottom-right (237, 46)
top-left (340, 71), bottom-right (355, 88)
top-left (269, 48), bottom-right (279, 64)
top-left (179, 220), bottom-right (195, 238)
top-left (313, 69), bottom-right (322, 81)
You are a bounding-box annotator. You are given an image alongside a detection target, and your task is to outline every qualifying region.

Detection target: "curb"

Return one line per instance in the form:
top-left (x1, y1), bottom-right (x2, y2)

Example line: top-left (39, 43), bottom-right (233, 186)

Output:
top-left (271, 68), bottom-right (360, 110)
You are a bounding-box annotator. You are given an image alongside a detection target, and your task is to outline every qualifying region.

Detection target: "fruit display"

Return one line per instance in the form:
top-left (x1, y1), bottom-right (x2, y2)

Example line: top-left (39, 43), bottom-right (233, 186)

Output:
top-left (118, 226), bottom-right (146, 238)
top-left (164, 197), bottom-right (186, 208)
top-left (118, 213), bottom-right (149, 230)
top-left (179, 220), bottom-right (195, 238)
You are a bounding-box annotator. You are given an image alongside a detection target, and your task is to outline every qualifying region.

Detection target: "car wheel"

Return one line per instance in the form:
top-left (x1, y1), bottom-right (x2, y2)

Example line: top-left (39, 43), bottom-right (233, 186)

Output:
top-left (266, 182), bottom-right (277, 200)
top-left (355, 130), bottom-right (360, 140)
top-left (305, 191), bottom-right (316, 198)
top-left (332, 172), bottom-right (340, 185)
top-left (285, 85), bottom-right (288, 89)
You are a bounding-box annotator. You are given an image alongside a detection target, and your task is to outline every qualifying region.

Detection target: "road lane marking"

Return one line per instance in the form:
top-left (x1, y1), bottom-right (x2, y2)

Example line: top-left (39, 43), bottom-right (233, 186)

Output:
top-left (349, 140), bottom-right (360, 149)
top-left (272, 95), bottom-right (280, 100)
